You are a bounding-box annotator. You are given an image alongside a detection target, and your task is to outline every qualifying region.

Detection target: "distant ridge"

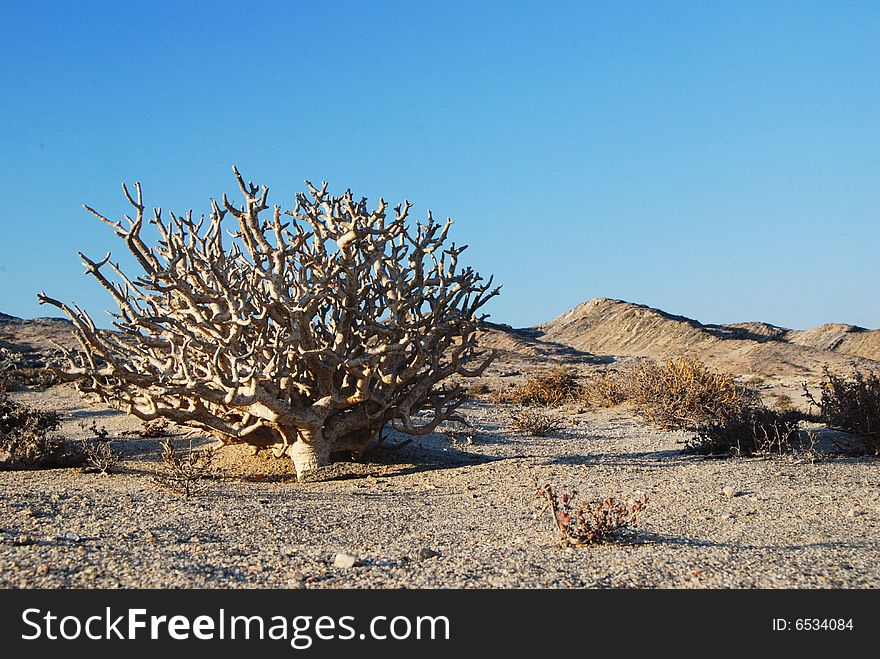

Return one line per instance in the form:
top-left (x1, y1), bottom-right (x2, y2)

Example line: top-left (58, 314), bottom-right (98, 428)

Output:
top-left (789, 323), bottom-right (880, 362)
top-left (0, 313), bottom-right (74, 355)
top-left (484, 297), bottom-right (880, 377)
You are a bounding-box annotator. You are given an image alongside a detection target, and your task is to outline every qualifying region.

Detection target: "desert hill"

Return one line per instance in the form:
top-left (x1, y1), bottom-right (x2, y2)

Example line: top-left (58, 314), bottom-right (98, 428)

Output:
top-left (789, 323), bottom-right (880, 362)
top-left (0, 314), bottom-right (74, 370)
top-left (481, 298), bottom-right (880, 378)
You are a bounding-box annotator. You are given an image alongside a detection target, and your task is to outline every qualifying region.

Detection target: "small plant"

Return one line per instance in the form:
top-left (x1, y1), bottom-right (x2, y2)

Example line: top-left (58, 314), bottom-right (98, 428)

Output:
top-left (803, 368), bottom-right (880, 455)
top-left (0, 367), bottom-right (60, 391)
top-left (79, 419), bottom-right (109, 440)
top-left (0, 388), bottom-right (65, 469)
top-left (802, 429), bottom-right (822, 464)
top-left (744, 375), bottom-right (765, 388)
top-left (509, 409), bottom-right (564, 437)
top-left (465, 383), bottom-right (491, 399)
top-left (140, 418), bottom-right (171, 438)
top-left (487, 384), bottom-right (516, 405)
top-left (771, 393), bottom-right (795, 414)
top-left (441, 420), bottom-right (475, 445)
top-left (504, 367), bottom-right (582, 407)
top-left (80, 437), bottom-right (120, 474)
top-left (78, 420), bottom-right (119, 474)
top-left (155, 438), bottom-right (214, 497)
top-left (534, 477), bottom-right (648, 547)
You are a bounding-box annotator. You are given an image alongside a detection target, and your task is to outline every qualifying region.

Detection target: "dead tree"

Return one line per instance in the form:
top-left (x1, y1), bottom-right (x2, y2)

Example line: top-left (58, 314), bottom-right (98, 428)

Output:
top-left (39, 167), bottom-right (499, 477)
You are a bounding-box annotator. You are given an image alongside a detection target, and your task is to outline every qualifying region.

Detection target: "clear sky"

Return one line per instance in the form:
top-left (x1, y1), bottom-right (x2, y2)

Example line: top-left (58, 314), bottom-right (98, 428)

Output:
top-left (1, 1), bottom-right (877, 330)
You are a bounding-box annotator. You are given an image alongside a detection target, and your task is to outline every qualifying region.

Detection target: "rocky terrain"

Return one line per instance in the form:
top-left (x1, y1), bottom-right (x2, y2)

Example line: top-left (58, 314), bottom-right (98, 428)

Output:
top-left (1, 300), bottom-right (878, 589)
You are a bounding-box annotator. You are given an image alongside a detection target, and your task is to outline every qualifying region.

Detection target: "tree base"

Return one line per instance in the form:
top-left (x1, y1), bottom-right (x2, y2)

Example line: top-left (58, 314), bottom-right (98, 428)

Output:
top-left (287, 440), bottom-right (330, 480)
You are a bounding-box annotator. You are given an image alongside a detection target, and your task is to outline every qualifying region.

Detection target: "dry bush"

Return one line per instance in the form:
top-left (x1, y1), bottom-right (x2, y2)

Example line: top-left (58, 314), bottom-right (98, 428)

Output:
top-left (465, 382), bottom-right (491, 399)
top-left (140, 418), bottom-right (171, 438)
top-left (440, 420), bottom-right (475, 445)
top-left (579, 369), bottom-right (627, 408)
top-left (623, 358), bottom-right (809, 457)
top-left (155, 438), bottom-right (214, 498)
top-left (39, 168), bottom-right (498, 479)
top-left (689, 407), bottom-right (802, 456)
top-left (804, 369), bottom-right (880, 455)
top-left (79, 419), bottom-right (109, 440)
top-left (509, 409), bottom-right (564, 436)
top-left (534, 478), bottom-right (647, 548)
top-left (502, 367), bottom-right (581, 407)
top-left (0, 388), bottom-right (65, 469)
top-left (78, 420), bottom-right (119, 474)
top-left (626, 357), bottom-right (759, 431)
top-left (771, 393), bottom-right (795, 414)
top-left (0, 367), bottom-right (60, 391)
top-left (487, 384), bottom-right (515, 405)
top-left (744, 375), bottom-right (764, 388)
top-left (80, 437), bottom-right (120, 474)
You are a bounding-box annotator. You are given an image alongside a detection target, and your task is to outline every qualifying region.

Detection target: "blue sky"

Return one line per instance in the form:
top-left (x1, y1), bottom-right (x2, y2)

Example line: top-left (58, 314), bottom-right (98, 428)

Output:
top-left (1, 1), bottom-right (877, 330)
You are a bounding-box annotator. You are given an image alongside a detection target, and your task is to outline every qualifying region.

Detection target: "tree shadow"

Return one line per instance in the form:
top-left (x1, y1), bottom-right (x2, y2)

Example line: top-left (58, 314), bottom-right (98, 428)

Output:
top-left (479, 322), bottom-right (614, 364)
top-left (702, 324), bottom-right (788, 343)
top-left (543, 448), bottom-right (694, 468)
top-left (509, 327), bottom-right (615, 364)
top-left (301, 441), bottom-right (508, 482)
top-left (631, 531), bottom-right (872, 552)
top-left (67, 408), bottom-right (126, 419)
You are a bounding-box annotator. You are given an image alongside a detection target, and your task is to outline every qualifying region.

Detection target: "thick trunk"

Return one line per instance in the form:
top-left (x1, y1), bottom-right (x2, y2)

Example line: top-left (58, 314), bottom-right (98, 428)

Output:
top-left (285, 428), bottom-right (329, 479)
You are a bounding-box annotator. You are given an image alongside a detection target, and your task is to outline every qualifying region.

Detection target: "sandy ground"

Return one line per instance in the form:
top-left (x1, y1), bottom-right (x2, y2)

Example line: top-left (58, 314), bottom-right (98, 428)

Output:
top-left (1, 377), bottom-right (878, 589)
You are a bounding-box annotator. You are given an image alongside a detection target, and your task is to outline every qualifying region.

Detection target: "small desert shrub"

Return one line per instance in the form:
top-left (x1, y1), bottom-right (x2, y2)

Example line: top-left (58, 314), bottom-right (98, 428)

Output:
top-left (626, 357), bottom-right (759, 431)
top-left (503, 367), bottom-right (581, 407)
top-left (79, 421), bottom-right (119, 474)
top-left (80, 437), bottom-right (120, 474)
top-left (155, 438), bottom-right (214, 497)
top-left (771, 393), bottom-right (795, 414)
top-left (509, 409), bottom-right (564, 437)
top-left (689, 407), bottom-right (801, 456)
top-left (534, 478), bottom-right (648, 548)
top-left (579, 369), bottom-right (627, 408)
top-left (0, 367), bottom-right (60, 391)
top-left (140, 418), bottom-right (171, 438)
top-left (79, 419), bottom-right (109, 440)
top-left (487, 384), bottom-right (515, 405)
top-left (744, 375), bottom-right (765, 388)
top-left (0, 388), bottom-right (66, 469)
top-left (440, 421), bottom-right (475, 445)
top-left (804, 369), bottom-right (880, 455)
top-left (624, 358), bottom-right (808, 457)
top-left (466, 382), bottom-right (490, 396)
